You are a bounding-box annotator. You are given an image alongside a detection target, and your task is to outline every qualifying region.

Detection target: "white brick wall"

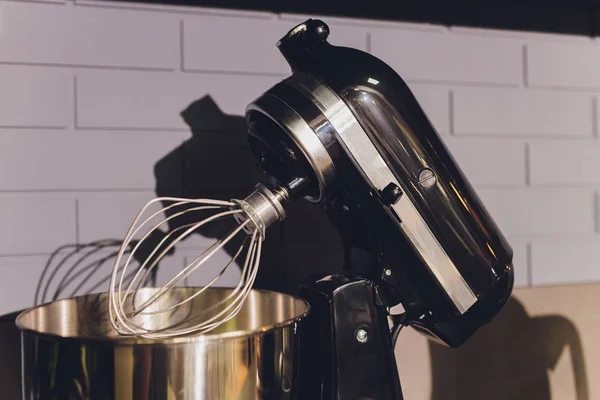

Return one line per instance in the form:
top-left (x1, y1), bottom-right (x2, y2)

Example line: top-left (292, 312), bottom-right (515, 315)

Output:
top-left (527, 41), bottom-right (600, 90)
top-left (452, 87), bottom-right (593, 137)
top-left (0, 0), bottom-right (598, 314)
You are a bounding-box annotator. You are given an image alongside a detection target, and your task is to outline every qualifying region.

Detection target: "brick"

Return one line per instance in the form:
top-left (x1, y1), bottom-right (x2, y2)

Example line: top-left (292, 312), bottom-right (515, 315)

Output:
top-left (531, 236), bottom-right (600, 285)
top-left (0, 130), bottom-right (187, 190)
top-left (0, 2), bottom-right (178, 69)
top-left (370, 29), bottom-right (521, 85)
top-left (76, 70), bottom-right (282, 129)
top-left (0, 65), bottom-right (68, 128)
top-left (529, 139), bottom-right (600, 185)
top-left (444, 137), bottom-right (526, 186)
top-left (475, 188), bottom-right (594, 235)
top-left (0, 193), bottom-right (76, 254)
top-left (184, 17), bottom-right (367, 74)
top-left (527, 41), bottom-right (600, 89)
top-left (78, 192), bottom-right (165, 243)
top-left (506, 237), bottom-right (529, 287)
top-left (406, 84), bottom-right (449, 134)
top-left (453, 87), bottom-right (592, 137)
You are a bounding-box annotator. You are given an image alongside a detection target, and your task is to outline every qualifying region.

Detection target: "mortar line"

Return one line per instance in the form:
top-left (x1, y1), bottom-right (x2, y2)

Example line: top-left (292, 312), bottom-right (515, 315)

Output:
top-left (183, 68), bottom-right (286, 78)
top-left (0, 61), bottom-right (173, 72)
top-left (0, 125), bottom-right (66, 130)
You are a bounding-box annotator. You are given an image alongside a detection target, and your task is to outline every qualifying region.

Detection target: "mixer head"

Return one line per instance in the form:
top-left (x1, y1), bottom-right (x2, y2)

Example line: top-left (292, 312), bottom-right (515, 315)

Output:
top-left (243, 19), bottom-right (514, 347)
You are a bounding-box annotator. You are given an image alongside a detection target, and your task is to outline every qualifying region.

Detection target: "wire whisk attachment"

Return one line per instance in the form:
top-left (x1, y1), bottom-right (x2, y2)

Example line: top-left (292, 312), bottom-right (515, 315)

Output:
top-left (108, 184), bottom-right (288, 339)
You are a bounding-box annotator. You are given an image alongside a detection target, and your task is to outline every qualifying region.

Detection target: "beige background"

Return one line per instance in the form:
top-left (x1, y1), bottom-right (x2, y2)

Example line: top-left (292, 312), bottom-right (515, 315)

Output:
top-left (396, 283), bottom-right (600, 400)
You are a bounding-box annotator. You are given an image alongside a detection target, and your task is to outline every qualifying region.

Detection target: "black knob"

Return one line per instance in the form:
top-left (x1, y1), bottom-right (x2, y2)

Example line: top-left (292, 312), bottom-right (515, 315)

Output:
top-left (379, 183), bottom-right (403, 206)
top-left (277, 19), bottom-right (330, 47)
top-left (276, 19), bottom-right (331, 72)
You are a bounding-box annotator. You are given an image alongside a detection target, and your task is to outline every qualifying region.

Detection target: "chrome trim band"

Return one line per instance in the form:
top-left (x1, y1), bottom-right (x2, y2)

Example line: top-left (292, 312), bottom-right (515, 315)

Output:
top-left (246, 93), bottom-right (336, 203)
top-left (285, 73), bottom-right (478, 314)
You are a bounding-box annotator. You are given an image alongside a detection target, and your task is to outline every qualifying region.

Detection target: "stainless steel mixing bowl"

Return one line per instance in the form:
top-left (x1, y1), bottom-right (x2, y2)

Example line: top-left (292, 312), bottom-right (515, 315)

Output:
top-left (16, 287), bottom-right (309, 400)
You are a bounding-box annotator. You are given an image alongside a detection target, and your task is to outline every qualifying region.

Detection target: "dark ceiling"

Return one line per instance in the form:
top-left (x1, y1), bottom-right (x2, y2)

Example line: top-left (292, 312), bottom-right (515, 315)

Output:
top-left (108, 0), bottom-right (600, 37)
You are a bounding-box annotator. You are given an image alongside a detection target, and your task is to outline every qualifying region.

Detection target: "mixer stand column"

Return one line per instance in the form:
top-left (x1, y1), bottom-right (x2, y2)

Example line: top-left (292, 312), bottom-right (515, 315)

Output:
top-left (297, 273), bottom-right (404, 399)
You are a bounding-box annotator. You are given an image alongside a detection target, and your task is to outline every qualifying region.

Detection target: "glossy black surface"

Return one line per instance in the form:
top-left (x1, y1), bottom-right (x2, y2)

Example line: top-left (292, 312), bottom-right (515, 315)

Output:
top-left (298, 273), bottom-right (403, 400)
top-left (248, 19), bottom-right (514, 347)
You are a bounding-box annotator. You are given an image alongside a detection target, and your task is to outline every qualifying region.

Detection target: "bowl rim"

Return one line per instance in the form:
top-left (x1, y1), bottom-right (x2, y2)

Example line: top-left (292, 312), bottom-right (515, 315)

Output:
top-left (15, 287), bottom-right (310, 345)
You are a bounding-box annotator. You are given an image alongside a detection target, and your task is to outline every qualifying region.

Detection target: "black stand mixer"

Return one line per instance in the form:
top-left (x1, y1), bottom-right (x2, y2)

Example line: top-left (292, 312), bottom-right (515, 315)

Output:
top-left (243, 18), bottom-right (514, 399)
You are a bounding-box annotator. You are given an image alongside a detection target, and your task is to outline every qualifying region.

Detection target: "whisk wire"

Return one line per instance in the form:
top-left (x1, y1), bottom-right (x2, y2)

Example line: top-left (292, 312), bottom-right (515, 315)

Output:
top-left (123, 210), bottom-right (245, 316)
top-left (108, 186), bottom-right (283, 339)
top-left (136, 229), bottom-right (262, 339)
top-left (132, 226), bottom-right (250, 318)
top-left (118, 205), bottom-right (229, 295)
top-left (108, 198), bottom-right (229, 333)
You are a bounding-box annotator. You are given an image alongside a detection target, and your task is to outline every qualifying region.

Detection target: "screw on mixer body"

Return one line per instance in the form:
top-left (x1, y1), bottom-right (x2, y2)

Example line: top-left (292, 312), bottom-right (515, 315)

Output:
top-left (418, 168), bottom-right (436, 188)
top-left (356, 328), bottom-right (368, 343)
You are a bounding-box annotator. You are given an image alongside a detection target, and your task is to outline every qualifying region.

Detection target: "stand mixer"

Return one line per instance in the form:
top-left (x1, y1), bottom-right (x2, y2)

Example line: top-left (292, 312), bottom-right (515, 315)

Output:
top-left (18, 18), bottom-right (514, 400)
top-left (242, 19), bottom-right (514, 398)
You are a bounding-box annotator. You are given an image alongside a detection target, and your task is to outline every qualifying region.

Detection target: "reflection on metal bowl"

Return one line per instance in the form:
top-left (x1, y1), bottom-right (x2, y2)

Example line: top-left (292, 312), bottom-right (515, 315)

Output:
top-left (16, 287), bottom-right (309, 400)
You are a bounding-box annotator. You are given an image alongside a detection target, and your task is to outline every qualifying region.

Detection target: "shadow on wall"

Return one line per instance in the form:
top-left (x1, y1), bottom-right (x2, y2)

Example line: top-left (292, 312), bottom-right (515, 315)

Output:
top-left (150, 95), bottom-right (345, 296)
top-left (428, 296), bottom-right (589, 400)
top-left (34, 240), bottom-right (141, 307)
